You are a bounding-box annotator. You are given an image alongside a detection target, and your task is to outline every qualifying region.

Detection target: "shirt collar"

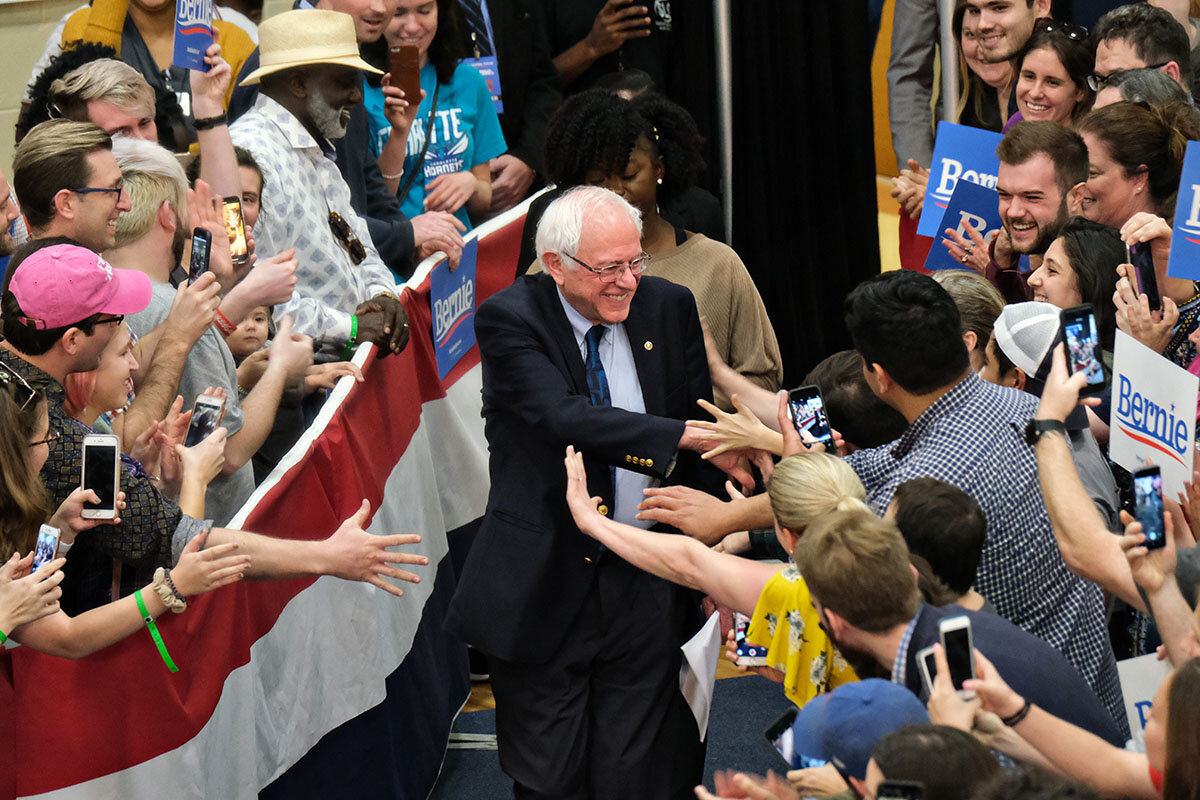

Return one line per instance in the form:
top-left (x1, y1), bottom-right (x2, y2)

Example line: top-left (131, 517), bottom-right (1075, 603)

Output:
top-left (890, 604), bottom-right (925, 687)
top-left (557, 289), bottom-right (610, 347)
top-left (890, 371), bottom-right (979, 459)
top-left (0, 343), bottom-right (64, 398)
top-left (251, 93), bottom-right (328, 154)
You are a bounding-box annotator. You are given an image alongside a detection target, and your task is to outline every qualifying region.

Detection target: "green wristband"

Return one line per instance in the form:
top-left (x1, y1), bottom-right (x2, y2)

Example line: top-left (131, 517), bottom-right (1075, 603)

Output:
top-left (0, 629), bottom-right (7, 645)
top-left (343, 314), bottom-right (359, 361)
top-left (135, 589), bottom-right (179, 673)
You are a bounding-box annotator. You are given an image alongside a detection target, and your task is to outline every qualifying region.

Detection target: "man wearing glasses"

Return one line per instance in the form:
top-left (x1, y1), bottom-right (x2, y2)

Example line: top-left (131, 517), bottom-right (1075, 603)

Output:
top-left (11, 119), bottom-right (131, 253)
top-left (1089, 3), bottom-right (1194, 98)
top-left (447, 186), bottom-right (751, 799)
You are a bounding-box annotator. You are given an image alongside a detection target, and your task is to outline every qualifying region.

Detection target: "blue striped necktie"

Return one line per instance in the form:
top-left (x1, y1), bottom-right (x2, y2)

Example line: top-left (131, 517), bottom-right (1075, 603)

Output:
top-left (584, 325), bottom-right (612, 408)
top-left (458, 0), bottom-right (494, 57)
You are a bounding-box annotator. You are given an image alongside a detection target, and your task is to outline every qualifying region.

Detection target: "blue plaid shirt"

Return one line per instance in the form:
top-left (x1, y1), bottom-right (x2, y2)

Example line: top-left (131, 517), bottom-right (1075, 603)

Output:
top-left (847, 372), bottom-right (1124, 730)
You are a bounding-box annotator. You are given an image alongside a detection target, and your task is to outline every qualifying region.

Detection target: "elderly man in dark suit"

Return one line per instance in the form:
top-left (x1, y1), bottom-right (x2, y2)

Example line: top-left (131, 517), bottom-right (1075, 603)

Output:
top-left (446, 185), bottom-right (746, 799)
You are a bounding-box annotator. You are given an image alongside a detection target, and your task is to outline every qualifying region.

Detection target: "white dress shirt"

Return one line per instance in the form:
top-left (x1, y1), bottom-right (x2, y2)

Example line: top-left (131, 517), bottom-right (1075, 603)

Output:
top-left (231, 94), bottom-right (398, 343)
top-left (558, 291), bottom-right (657, 529)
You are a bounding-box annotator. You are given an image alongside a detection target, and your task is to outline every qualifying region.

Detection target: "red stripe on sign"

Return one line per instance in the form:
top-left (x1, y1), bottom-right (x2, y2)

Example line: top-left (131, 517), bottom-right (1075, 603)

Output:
top-left (12, 208), bottom-right (528, 795)
top-left (1117, 424), bottom-right (1189, 467)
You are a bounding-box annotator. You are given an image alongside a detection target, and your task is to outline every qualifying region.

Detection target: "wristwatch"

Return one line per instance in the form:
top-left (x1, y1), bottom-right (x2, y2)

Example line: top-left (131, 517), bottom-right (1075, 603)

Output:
top-left (1025, 418), bottom-right (1067, 447)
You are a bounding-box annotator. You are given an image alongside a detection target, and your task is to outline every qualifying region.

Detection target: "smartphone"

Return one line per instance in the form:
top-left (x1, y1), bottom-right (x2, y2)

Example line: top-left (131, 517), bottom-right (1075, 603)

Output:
top-left (877, 780), bottom-right (925, 800)
top-left (938, 615), bottom-right (976, 700)
top-left (1133, 465), bottom-right (1167, 551)
top-left (188, 227), bottom-right (212, 285)
top-left (916, 645), bottom-right (938, 697)
top-left (734, 612), bottom-right (768, 667)
top-left (787, 385), bottom-right (835, 450)
top-left (1060, 304), bottom-right (1107, 396)
top-left (763, 707), bottom-right (799, 766)
top-left (31, 524), bottom-right (61, 571)
top-left (222, 197), bottom-right (249, 265)
top-left (1127, 242), bottom-right (1161, 313)
top-left (388, 44), bottom-right (421, 107)
top-left (184, 394), bottom-right (226, 448)
top-left (80, 433), bottom-right (120, 520)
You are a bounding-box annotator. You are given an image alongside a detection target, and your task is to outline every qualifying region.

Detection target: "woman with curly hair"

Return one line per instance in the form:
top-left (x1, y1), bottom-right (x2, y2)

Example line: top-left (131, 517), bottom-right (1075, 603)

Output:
top-left (528, 89), bottom-right (784, 401)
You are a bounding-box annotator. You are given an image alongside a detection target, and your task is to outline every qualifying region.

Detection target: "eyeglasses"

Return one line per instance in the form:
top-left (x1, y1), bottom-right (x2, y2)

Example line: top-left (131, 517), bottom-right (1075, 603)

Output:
top-left (28, 427), bottom-right (60, 448)
top-left (563, 251), bottom-right (652, 283)
top-left (70, 182), bottom-right (126, 200)
top-left (92, 315), bottom-right (125, 328)
top-left (1088, 62), bottom-right (1169, 92)
top-left (1034, 18), bottom-right (1088, 42)
top-left (329, 211), bottom-right (366, 265)
top-left (0, 360), bottom-right (38, 412)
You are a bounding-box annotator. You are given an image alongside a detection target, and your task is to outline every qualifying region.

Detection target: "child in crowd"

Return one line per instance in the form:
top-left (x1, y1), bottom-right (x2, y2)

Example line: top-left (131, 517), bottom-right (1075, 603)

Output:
top-left (228, 305), bottom-right (363, 400)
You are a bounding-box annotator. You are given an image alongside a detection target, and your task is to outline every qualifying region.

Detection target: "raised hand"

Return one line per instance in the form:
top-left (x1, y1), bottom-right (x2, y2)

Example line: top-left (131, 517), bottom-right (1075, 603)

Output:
top-left (320, 499), bottom-right (428, 596)
top-left (586, 0), bottom-right (652, 57)
top-left (941, 218), bottom-right (990, 276)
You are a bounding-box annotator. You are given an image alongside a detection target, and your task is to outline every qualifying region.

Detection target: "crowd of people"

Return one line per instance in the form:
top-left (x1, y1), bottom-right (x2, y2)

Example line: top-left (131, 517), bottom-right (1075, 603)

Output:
top-left (2, 1), bottom-right (1200, 799)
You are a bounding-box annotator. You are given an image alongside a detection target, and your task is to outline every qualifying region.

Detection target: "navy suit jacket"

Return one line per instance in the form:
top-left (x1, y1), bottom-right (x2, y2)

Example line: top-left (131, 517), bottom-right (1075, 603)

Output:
top-left (445, 273), bottom-right (720, 662)
top-left (905, 604), bottom-right (1126, 745)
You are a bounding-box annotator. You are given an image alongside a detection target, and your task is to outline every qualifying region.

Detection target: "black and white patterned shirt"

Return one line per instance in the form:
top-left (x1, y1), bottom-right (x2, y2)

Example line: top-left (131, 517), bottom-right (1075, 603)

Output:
top-left (847, 371), bottom-right (1125, 732)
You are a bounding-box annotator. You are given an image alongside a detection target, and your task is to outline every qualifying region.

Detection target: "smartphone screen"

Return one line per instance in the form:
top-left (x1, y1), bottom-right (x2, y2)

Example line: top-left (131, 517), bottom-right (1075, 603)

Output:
top-left (734, 612), bottom-right (768, 666)
top-left (1128, 242), bottom-right (1161, 313)
top-left (1061, 305), bottom-right (1106, 395)
top-left (918, 646), bottom-right (938, 694)
top-left (32, 525), bottom-right (61, 571)
top-left (389, 44), bottom-right (421, 105)
top-left (941, 622), bottom-right (974, 693)
top-left (877, 781), bottom-right (925, 800)
top-left (763, 707), bottom-right (799, 765)
top-left (185, 398), bottom-right (223, 447)
top-left (82, 442), bottom-right (118, 511)
top-left (1134, 466), bottom-right (1166, 550)
top-left (787, 385), bottom-right (835, 449)
top-left (222, 198), bottom-right (249, 263)
top-left (188, 228), bottom-right (211, 284)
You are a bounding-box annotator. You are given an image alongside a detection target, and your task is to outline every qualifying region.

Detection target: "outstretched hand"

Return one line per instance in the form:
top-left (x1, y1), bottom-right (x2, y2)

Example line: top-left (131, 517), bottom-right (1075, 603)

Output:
top-left (687, 395), bottom-right (782, 457)
top-left (564, 445), bottom-right (606, 537)
top-left (322, 499), bottom-right (428, 596)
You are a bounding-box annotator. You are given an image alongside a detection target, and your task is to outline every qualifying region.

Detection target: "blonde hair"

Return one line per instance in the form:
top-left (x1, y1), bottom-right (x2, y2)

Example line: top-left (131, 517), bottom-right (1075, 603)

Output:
top-left (112, 137), bottom-right (188, 247)
top-left (49, 59), bottom-right (155, 122)
top-left (932, 270), bottom-right (1004, 344)
top-left (767, 453), bottom-right (868, 533)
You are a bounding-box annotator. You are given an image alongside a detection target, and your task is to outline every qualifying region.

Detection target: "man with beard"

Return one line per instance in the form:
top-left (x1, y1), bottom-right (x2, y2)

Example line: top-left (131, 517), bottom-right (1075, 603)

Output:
top-left (0, 169), bottom-right (22, 257)
top-left (943, 121), bottom-right (1087, 304)
top-left (888, 0), bottom-right (1050, 168)
top-left (792, 507), bottom-right (1126, 746)
top-left (841, 270), bottom-right (1127, 738)
top-left (231, 9), bottom-right (412, 357)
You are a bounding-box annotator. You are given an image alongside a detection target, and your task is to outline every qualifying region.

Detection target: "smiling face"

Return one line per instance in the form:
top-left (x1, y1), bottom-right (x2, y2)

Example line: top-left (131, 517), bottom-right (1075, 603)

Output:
top-left (1079, 130), bottom-right (1150, 228)
top-left (387, 0), bottom-right (438, 66)
top-left (238, 165), bottom-right (262, 232)
top-left (584, 137), bottom-right (662, 222)
top-left (1016, 46), bottom-right (1085, 124)
top-left (74, 149), bottom-right (131, 251)
top-left (302, 65), bottom-right (363, 141)
top-left (546, 206), bottom-right (643, 325)
top-left (91, 322), bottom-right (139, 414)
top-left (323, 0), bottom-right (401, 42)
top-left (962, 17), bottom-right (1014, 86)
top-left (997, 152), bottom-right (1068, 255)
top-left (963, 0), bottom-right (1044, 63)
top-left (1026, 237), bottom-right (1083, 307)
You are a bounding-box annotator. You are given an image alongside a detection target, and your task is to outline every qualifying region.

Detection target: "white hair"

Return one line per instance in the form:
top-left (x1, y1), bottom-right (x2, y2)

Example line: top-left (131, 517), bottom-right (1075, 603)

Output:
top-left (110, 137), bottom-right (190, 247)
top-left (535, 186), bottom-right (643, 266)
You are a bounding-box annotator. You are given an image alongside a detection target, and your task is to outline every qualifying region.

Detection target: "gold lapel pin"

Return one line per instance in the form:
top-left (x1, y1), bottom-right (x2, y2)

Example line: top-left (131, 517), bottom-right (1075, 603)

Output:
top-left (644, 341), bottom-right (653, 351)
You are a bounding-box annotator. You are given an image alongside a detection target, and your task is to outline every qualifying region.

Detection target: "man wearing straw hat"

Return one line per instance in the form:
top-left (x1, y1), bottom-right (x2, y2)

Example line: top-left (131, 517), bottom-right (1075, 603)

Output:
top-left (231, 9), bottom-right (410, 358)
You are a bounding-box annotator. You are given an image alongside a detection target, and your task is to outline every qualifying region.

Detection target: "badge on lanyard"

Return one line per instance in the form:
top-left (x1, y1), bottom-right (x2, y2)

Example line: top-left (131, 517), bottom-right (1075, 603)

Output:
top-left (462, 55), bottom-right (503, 115)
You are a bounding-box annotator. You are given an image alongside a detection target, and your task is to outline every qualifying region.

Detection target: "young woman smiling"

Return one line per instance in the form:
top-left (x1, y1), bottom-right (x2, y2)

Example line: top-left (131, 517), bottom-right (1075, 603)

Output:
top-left (1005, 20), bottom-right (1094, 131)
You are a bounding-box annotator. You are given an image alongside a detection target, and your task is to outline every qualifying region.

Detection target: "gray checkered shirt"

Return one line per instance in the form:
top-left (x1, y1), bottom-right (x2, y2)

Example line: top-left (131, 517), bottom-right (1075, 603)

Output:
top-left (847, 372), bottom-right (1126, 734)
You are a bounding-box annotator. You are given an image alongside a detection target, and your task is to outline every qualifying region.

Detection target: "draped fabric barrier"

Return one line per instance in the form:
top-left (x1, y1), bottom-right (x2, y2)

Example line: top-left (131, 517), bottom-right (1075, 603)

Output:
top-left (1, 193), bottom-right (536, 800)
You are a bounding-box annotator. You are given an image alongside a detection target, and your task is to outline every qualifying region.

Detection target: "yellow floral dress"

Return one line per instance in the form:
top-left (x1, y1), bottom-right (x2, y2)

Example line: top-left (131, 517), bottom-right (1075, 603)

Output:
top-left (747, 563), bottom-right (858, 707)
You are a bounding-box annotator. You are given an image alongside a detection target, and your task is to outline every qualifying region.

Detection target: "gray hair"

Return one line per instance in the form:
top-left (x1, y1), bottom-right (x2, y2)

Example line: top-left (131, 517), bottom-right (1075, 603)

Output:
top-left (49, 58), bottom-right (156, 121)
top-left (1103, 67), bottom-right (1192, 106)
top-left (535, 186), bottom-right (643, 266)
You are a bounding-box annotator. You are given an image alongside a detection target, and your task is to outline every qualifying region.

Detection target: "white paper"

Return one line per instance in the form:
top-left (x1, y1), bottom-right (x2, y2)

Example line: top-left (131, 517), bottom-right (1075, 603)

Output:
top-left (678, 612), bottom-right (722, 742)
top-left (1109, 329), bottom-right (1199, 497)
top-left (1117, 653), bottom-right (1173, 752)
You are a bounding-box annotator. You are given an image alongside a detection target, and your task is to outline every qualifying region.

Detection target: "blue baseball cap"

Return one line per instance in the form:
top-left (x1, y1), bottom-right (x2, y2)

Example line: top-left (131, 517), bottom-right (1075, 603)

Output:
top-left (789, 679), bottom-right (930, 779)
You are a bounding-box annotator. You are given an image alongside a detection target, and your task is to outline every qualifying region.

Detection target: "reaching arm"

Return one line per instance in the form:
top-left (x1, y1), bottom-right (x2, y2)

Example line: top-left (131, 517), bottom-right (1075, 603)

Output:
top-left (551, 0), bottom-right (651, 88)
top-left (1121, 519), bottom-right (1200, 666)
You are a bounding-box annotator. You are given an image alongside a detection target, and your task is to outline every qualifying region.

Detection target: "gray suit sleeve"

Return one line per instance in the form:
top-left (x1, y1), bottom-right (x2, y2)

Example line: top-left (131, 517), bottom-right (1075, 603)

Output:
top-left (887, 0), bottom-right (940, 167)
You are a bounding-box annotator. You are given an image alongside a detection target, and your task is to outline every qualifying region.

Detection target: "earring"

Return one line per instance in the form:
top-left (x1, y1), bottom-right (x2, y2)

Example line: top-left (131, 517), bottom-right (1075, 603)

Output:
top-left (656, 177), bottom-right (663, 185)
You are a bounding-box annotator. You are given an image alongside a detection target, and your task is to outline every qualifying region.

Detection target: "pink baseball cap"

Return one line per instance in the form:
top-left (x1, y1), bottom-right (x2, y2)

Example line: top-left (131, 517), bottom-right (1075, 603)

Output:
top-left (8, 243), bottom-right (152, 330)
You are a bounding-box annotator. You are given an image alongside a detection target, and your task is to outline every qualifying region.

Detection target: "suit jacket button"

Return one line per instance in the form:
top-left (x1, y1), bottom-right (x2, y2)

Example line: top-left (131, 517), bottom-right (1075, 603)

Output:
top-left (625, 455), bottom-right (633, 462)
top-left (646, 458), bottom-right (654, 468)
top-left (585, 557), bottom-right (593, 564)
top-left (597, 504), bottom-right (609, 516)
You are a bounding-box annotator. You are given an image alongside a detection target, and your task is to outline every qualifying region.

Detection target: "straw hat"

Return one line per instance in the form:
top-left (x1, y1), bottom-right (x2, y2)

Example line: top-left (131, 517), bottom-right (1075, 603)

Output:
top-left (239, 9), bottom-right (383, 86)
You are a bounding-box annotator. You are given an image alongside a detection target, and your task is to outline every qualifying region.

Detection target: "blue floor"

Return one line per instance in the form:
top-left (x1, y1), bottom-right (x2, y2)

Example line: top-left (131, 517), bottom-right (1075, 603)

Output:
top-left (429, 674), bottom-right (790, 798)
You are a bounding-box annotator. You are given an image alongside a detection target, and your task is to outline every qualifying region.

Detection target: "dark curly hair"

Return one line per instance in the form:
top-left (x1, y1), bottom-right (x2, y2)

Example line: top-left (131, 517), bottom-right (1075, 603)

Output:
top-left (17, 42), bottom-right (120, 145)
top-left (542, 89), bottom-right (705, 207)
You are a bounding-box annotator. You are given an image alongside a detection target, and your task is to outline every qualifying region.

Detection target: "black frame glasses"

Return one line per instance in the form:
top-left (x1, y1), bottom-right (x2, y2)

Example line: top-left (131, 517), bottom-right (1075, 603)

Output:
top-left (563, 251), bottom-right (652, 283)
top-left (0, 360), bottom-right (38, 412)
top-left (1088, 62), bottom-right (1170, 92)
top-left (70, 183), bottom-right (126, 200)
top-left (329, 211), bottom-right (366, 265)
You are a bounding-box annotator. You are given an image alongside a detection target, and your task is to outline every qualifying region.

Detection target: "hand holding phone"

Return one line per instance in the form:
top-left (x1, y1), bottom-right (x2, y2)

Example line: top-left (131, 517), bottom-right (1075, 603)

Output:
top-left (80, 434), bottom-right (121, 520)
top-left (388, 44), bottom-right (421, 106)
top-left (938, 615), bottom-right (977, 700)
top-left (32, 525), bottom-right (61, 571)
top-left (734, 611), bottom-right (768, 667)
top-left (184, 394), bottom-right (227, 448)
top-left (1060, 304), bottom-right (1107, 396)
top-left (222, 198), bottom-right (249, 265)
top-left (188, 227), bottom-right (212, 285)
top-left (1133, 465), bottom-right (1167, 550)
top-left (916, 645), bottom-right (938, 697)
top-left (787, 385), bottom-right (835, 450)
top-left (1127, 242), bottom-right (1161, 313)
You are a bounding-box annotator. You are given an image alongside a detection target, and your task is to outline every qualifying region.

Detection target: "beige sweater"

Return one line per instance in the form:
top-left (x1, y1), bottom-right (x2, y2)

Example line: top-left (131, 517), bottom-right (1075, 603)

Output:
top-left (530, 233), bottom-right (784, 405)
